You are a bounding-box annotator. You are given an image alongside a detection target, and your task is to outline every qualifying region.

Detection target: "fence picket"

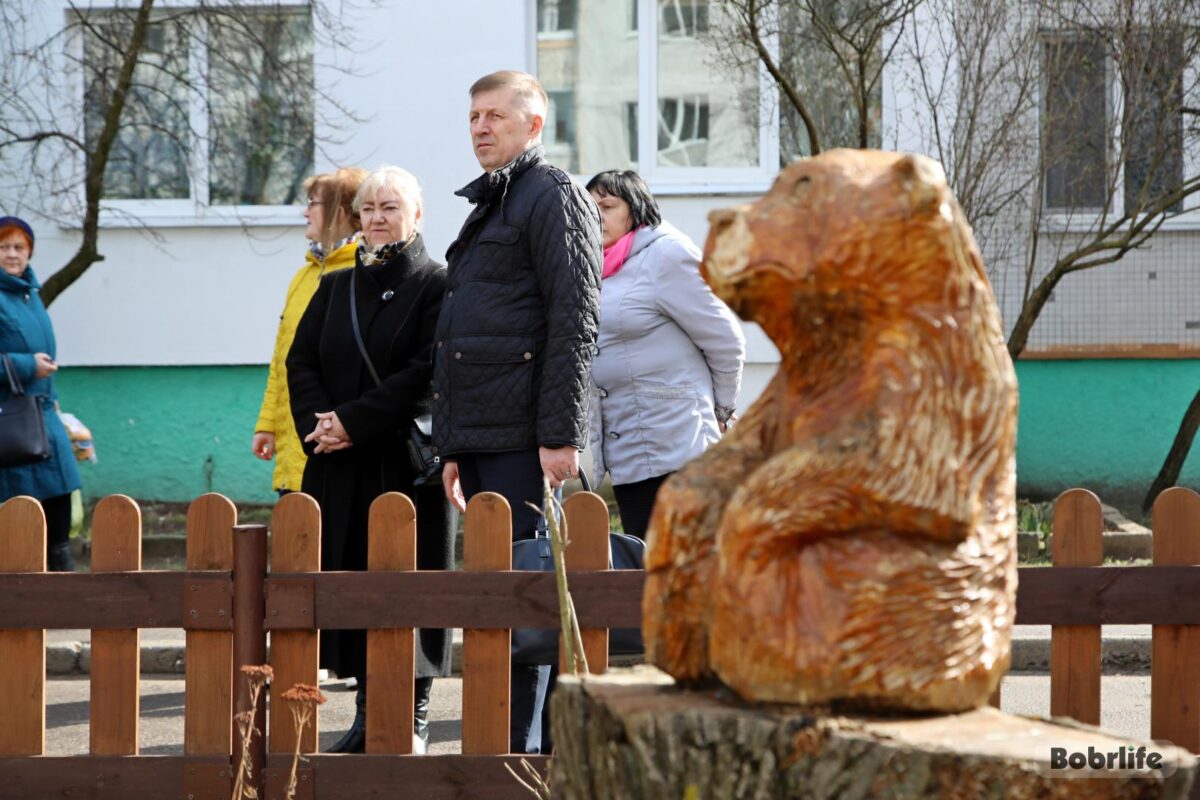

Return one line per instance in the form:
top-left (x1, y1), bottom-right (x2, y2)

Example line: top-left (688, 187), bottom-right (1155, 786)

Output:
top-left (367, 492), bottom-right (417, 754)
top-left (184, 493), bottom-right (237, 755)
top-left (561, 492), bottom-right (609, 674)
top-left (462, 492), bottom-right (512, 755)
top-left (0, 497), bottom-right (45, 755)
top-left (269, 492), bottom-right (322, 756)
top-left (1151, 487), bottom-right (1200, 752)
top-left (1049, 488), bottom-right (1102, 726)
top-left (90, 495), bottom-right (142, 755)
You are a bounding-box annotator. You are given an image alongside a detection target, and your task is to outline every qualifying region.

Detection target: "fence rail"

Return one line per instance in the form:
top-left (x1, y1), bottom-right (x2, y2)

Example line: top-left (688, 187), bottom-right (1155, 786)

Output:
top-left (0, 487), bottom-right (1198, 798)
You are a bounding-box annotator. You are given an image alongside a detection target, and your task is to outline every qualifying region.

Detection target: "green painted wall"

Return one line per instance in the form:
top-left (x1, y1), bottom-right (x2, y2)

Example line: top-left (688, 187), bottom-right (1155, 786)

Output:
top-left (56, 366), bottom-right (276, 504)
top-left (1015, 359), bottom-right (1200, 508)
top-left (53, 361), bottom-right (1200, 510)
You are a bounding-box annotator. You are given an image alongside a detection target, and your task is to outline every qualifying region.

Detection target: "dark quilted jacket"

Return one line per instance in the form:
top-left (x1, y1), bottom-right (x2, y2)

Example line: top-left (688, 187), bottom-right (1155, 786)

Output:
top-left (432, 145), bottom-right (602, 457)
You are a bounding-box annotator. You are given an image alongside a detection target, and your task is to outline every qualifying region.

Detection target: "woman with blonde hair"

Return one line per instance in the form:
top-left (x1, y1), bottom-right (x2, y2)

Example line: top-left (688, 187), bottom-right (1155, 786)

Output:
top-left (288, 165), bottom-right (451, 753)
top-left (252, 166), bottom-right (367, 494)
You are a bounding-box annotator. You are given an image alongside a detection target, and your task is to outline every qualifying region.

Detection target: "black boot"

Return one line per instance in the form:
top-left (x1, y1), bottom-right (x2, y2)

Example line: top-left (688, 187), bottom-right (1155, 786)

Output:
top-left (47, 541), bottom-right (75, 572)
top-left (414, 677), bottom-right (433, 753)
top-left (326, 681), bottom-right (366, 753)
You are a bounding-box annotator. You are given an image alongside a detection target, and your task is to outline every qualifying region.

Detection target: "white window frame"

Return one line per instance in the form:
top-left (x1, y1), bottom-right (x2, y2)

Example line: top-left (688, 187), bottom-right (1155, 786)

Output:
top-left (69, 1), bottom-right (312, 229)
top-left (529, 0), bottom-right (779, 195)
top-left (1039, 29), bottom-right (1200, 233)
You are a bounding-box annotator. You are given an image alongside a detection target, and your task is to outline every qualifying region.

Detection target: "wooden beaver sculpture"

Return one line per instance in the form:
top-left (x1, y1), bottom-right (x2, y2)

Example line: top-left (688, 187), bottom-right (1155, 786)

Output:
top-left (642, 149), bottom-right (1018, 712)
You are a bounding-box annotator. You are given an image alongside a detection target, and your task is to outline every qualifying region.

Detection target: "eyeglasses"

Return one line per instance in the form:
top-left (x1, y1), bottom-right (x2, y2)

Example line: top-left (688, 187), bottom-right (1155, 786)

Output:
top-left (0, 243), bottom-right (29, 254)
top-left (305, 197), bottom-right (322, 208)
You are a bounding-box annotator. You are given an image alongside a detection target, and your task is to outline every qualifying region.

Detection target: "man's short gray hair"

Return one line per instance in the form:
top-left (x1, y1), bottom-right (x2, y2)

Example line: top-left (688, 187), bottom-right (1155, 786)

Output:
top-left (469, 70), bottom-right (549, 122)
top-left (352, 165), bottom-right (424, 228)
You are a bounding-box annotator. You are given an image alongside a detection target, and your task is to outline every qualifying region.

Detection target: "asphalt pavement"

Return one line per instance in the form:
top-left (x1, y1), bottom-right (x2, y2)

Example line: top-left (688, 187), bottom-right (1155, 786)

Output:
top-left (43, 669), bottom-right (1159, 756)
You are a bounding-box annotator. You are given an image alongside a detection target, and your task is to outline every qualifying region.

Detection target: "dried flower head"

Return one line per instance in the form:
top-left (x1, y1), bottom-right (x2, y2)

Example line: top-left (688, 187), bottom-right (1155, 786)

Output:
top-left (281, 683), bottom-right (327, 707)
top-left (240, 664), bottom-right (275, 682)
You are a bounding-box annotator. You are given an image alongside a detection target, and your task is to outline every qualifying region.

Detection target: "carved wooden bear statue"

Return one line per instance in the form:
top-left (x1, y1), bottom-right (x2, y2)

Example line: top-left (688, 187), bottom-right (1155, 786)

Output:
top-left (642, 149), bottom-right (1018, 712)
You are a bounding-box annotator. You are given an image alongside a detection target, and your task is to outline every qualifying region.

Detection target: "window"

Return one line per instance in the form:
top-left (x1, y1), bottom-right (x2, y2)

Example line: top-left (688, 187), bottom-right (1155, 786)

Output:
top-left (82, 6), bottom-right (314, 213)
top-left (84, 17), bottom-right (191, 200)
top-left (1042, 31), bottom-right (1185, 214)
top-left (538, 0), bottom-right (577, 36)
top-left (534, 0), bottom-right (774, 189)
top-left (1042, 36), bottom-right (1109, 210)
top-left (657, 96), bottom-right (709, 166)
top-left (659, 0), bottom-right (708, 38)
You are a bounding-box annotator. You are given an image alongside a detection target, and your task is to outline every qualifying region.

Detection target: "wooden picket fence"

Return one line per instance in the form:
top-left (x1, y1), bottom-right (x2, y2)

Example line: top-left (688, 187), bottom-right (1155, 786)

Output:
top-left (0, 486), bottom-right (1198, 798)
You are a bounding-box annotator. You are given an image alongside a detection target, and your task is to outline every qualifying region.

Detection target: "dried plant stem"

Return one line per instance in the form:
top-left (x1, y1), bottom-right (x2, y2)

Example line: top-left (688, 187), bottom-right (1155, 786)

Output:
top-left (504, 757), bottom-right (552, 799)
top-left (278, 683), bottom-right (326, 800)
top-left (285, 705), bottom-right (314, 799)
top-left (231, 666), bottom-right (272, 800)
top-left (541, 480), bottom-right (588, 675)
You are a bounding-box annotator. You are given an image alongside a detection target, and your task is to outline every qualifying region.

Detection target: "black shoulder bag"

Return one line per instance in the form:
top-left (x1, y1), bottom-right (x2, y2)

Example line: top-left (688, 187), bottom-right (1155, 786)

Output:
top-left (349, 267), bottom-right (443, 487)
top-left (0, 355), bottom-right (51, 467)
top-left (511, 468), bottom-right (646, 665)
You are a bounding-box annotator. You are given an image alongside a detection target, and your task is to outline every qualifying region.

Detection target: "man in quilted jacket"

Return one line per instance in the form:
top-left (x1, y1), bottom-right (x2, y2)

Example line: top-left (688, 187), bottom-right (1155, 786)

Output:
top-left (432, 70), bottom-right (602, 753)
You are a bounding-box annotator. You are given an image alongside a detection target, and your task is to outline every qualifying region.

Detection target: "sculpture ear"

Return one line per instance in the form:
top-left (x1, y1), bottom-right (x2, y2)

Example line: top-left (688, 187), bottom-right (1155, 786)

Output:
top-left (893, 154), bottom-right (944, 216)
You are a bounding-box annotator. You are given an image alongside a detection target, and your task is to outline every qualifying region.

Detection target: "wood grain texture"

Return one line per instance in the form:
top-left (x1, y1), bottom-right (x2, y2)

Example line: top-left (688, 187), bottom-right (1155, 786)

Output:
top-left (644, 150), bottom-right (1018, 711)
top-left (366, 492), bottom-right (416, 755)
top-left (90, 495), bottom-right (142, 756)
top-left (0, 755), bottom-right (232, 800)
top-left (462, 492), bottom-right (512, 755)
top-left (0, 497), bottom-right (45, 755)
top-left (1151, 487), bottom-right (1200, 752)
top-left (184, 493), bottom-right (236, 755)
top-left (269, 492), bottom-right (321, 755)
top-left (550, 673), bottom-right (1197, 800)
top-left (263, 753), bottom-right (552, 799)
top-left (562, 492), bottom-right (609, 675)
top-left (1050, 488), bottom-right (1102, 726)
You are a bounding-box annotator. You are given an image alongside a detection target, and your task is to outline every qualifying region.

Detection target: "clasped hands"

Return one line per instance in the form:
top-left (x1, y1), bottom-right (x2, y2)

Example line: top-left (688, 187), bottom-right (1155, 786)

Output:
top-left (304, 410), bottom-right (352, 453)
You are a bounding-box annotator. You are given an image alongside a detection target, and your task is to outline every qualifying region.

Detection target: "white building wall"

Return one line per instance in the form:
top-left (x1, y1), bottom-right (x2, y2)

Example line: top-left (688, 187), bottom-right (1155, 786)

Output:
top-left (9, 0), bottom-right (781, 389)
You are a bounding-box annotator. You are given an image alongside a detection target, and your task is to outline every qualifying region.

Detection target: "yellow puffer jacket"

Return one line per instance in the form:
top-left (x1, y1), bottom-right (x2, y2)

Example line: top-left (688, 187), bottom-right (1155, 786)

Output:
top-left (255, 239), bottom-right (358, 491)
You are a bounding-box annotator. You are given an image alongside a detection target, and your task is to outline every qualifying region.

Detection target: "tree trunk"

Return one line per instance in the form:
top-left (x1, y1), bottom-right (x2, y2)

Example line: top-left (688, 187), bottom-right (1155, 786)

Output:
top-left (1144, 387), bottom-right (1200, 513)
top-left (551, 670), bottom-right (1196, 799)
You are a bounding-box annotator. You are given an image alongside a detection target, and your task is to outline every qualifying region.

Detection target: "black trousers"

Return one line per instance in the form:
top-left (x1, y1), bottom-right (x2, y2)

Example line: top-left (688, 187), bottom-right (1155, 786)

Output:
top-left (612, 473), bottom-right (671, 540)
top-left (454, 449), bottom-right (552, 753)
top-left (43, 493), bottom-right (73, 572)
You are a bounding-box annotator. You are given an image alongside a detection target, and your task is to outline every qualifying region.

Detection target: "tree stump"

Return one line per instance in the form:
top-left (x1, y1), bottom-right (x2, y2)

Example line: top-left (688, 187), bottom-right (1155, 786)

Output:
top-left (550, 670), bottom-right (1197, 799)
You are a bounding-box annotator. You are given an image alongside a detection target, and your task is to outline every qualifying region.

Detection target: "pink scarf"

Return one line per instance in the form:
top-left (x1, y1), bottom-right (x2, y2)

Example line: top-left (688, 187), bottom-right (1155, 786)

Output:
top-left (601, 227), bottom-right (640, 280)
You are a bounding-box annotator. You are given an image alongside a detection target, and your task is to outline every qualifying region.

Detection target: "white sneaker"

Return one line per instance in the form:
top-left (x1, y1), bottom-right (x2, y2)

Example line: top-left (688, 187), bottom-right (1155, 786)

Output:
top-left (412, 734), bottom-right (427, 755)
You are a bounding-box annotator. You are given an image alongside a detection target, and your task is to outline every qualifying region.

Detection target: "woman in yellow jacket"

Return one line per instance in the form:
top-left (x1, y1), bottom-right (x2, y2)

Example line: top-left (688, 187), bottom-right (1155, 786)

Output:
top-left (253, 167), bottom-right (367, 493)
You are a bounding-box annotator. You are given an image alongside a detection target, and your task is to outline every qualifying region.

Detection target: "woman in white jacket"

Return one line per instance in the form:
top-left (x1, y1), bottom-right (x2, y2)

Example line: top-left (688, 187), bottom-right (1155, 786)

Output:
top-left (586, 170), bottom-right (746, 539)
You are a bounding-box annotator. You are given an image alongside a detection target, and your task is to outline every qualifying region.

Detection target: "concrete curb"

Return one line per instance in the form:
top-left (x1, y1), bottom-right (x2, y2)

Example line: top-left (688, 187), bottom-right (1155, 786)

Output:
top-left (46, 635), bottom-right (1152, 676)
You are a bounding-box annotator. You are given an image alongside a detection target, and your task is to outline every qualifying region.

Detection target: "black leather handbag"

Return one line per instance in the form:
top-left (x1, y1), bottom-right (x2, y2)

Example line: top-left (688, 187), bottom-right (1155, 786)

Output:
top-left (511, 469), bottom-right (645, 665)
top-left (0, 355), bottom-right (51, 468)
top-left (349, 268), bottom-right (442, 487)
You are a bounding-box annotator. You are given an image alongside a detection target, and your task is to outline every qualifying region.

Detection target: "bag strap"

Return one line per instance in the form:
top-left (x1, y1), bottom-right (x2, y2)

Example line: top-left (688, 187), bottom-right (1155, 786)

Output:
top-left (350, 263), bottom-right (439, 389)
top-left (1, 354), bottom-right (25, 397)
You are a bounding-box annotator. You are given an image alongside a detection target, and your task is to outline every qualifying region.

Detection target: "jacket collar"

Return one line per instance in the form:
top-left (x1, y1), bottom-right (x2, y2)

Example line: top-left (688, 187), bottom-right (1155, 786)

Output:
top-left (455, 144), bottom-right (546, 205)
top-left (355, 233), bottom-right (429, 285)
top-left (0, 265), bottom-right (39, 295)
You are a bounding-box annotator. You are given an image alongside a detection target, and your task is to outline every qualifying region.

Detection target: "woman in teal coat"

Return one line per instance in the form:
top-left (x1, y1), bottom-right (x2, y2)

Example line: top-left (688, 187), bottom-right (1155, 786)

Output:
top-left (0, 216), bottom-right (81, 571)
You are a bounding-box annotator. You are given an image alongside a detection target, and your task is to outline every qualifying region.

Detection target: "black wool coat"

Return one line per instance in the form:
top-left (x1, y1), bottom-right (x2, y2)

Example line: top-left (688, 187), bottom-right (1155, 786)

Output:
top-left (287, 234), bottom-right (453, 680)
top-left (432, 145), bottom-right (602, 457)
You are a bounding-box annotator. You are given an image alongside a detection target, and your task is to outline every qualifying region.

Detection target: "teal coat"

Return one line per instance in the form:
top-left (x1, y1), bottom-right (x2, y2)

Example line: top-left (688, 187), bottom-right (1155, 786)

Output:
top-left (0, 266), bottom-right (80, 501)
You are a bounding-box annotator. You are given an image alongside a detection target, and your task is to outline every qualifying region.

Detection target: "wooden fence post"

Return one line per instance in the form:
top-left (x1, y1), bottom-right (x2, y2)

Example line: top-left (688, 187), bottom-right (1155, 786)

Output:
top-left (1151, 487), bottom-right (1200, 752)
top-left (1049, 488), bottom-right (1103, 726)
top-left (462, 492), bottom-right (512, 755)
top-left (367, 492), bottom-right (417, 754)
top-left (90, 495), bottom-right (142, 755)
top-left (561, 492), bottom-right (609, 675)
top-left (233, 524), bottom-right (269, 798)
top-left (269, 492), bottom-right (321, 756)
top-left (184, 493), bottom-right (237, 755)
top-left (0, 497), bottom-right (45, 755)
